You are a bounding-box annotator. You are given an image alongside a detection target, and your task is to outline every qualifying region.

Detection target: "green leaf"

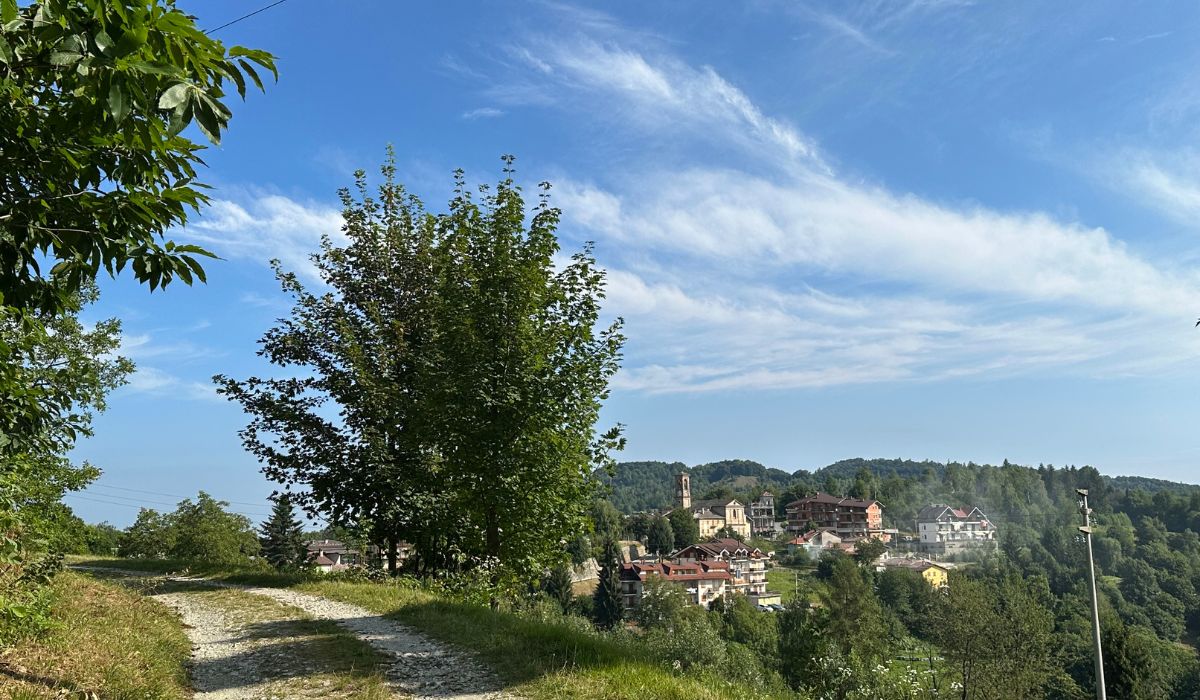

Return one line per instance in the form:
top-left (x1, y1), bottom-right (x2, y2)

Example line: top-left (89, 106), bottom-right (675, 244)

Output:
top-left (192, 97), bottom-right (221, 145)
top-left (127, 60), bottom-right (179, 76)
top-left (158, 82), bottom-right (190, 110)
top-left (227, 63), bottom-right (246, 99)
top-left (238, 59), bottom-right (264, 92)
top-left (94, 30), bottom-right (114, 54)
top-left (0, 0), bottom-right (15, 24)
top-left (49, 52), bottom-right (82, 66)
top-left (107, 83), bottom-right (127, 123)
top-left (0, 35), bottom-right (10, 65)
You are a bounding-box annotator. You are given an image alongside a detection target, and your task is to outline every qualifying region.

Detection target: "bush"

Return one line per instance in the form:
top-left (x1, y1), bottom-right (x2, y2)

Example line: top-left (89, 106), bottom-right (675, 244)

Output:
top-left (642, 607), bottom-right (727, 670)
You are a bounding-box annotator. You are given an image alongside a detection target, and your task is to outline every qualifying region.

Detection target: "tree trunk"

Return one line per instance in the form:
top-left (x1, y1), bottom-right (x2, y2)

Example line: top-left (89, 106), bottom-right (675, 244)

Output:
top-left (386, 536), bottom-right (398, 574)
top-left (486, 505), bottom-right (501, 610)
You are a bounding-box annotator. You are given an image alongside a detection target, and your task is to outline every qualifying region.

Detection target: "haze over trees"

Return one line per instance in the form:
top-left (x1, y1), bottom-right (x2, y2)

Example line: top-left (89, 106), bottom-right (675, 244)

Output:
top-left (217, 155), bottom-right (625, 586)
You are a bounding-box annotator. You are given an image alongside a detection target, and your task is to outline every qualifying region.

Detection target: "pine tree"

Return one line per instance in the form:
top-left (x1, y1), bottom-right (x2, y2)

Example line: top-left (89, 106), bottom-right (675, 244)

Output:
top-left (593, 537), bottom-right (625, 629)
top-left (543, 563), bottom-right (575, 613)
top-left (259, 495), bottom-right (305, 570)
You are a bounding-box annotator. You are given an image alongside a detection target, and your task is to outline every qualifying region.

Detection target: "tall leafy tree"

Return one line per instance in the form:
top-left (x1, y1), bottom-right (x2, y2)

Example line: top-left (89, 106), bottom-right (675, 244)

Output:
top-left (259, 494), bottom-right (305, 570)
top-left (219, 156), bottom-right (625, 584)
top-left (426, 159), bottom-right (625, 581)
top-left (0, 286), bottom-right (130, 640)
top-left (646, 514), bottom-right (674, 556)
top-left (1, 0), bottom-right (275, 315)
top-left (667, 507), bottom-right (699, 549)
top-left (933, 571), bottom-right (1057, 700)
top-left (217, 157), bottom-right (447, 573)
top-left (168, 492), bottom-right (259, 565)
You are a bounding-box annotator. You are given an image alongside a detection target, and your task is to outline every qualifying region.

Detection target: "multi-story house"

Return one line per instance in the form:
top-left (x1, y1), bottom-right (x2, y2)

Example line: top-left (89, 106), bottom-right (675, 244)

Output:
top-left (674, 538), bottom-right (769, 598)
top-left (673, 473), bottom-right (752, 539)
top-left (916, 504), bottom-right (996, 555)
top-left (785, 492), bottom-right (889, 542)
top-left (748, 491), bottom-right (777, 535)
top-left (619, 560), bottom-right (731, 609)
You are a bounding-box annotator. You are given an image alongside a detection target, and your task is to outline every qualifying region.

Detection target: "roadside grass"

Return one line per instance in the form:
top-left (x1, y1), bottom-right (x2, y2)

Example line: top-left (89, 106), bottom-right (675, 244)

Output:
top-left (293, 579), bottom-right (791, 700)
top-left (0, 571), bottom-right (190, 700)
top-left (69, 556), bottom-right (794, 699)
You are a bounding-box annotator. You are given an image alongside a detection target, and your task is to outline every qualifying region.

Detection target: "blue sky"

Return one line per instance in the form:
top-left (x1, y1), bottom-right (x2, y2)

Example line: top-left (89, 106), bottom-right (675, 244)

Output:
top-left (71, 0), bottom-right (1200, 526)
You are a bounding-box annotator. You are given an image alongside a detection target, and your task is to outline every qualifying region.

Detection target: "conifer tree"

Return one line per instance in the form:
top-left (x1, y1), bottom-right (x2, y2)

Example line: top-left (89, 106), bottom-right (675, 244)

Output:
top-left (259, 495), bottom-right (306, 570)
top-left (543, 563), bottom-right (575, 613)
top-left (593, 537), bottom-right (625, 629)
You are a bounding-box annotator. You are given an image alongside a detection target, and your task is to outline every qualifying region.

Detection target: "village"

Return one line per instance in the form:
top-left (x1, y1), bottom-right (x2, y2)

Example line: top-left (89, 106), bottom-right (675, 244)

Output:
top-left (303, 471), bottom-right (999, 617)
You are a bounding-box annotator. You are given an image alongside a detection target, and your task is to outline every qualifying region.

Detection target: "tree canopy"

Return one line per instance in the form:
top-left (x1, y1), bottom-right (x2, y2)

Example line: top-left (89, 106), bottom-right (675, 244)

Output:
top-left (217, 155), bottom-right (625, 585)
top-left (0, 0), bottom-right (275, 315)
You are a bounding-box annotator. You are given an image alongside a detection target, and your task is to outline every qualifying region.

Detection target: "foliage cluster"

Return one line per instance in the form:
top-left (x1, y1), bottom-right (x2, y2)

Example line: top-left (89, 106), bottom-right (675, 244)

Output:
top-left (118, 491), bottom-right (260, 565)
top-left (216, 156), bottom-right (625, 588)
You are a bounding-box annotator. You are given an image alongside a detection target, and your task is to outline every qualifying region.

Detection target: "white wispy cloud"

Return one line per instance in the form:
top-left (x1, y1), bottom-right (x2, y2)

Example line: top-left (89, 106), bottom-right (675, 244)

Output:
top-left (123, 366), bottom-right (221, 402)
top-left (185, 192), bottom-right (344, 281)
top-left (462, 106), bottom-right (505, 120)
top-left (504, 37), bottom-right (823, 168)
top-left (502, 14), bottom-right (1200, 392)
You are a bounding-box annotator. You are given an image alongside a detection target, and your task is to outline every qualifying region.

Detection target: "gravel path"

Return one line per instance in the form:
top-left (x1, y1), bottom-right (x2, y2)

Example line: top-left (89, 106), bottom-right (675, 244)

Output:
top-left (73, 566), bottom-right (514, 700)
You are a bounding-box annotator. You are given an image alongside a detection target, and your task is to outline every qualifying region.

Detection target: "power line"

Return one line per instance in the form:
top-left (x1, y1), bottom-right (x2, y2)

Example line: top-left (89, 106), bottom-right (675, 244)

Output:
top-left (207, 0), bottom-right (292, 34)
top-left (80, 489), bottom-right (272, 515)
top-left (90, 483), bottom-right (274, 510)
top-left (64, 493), bottom-right (270, 520)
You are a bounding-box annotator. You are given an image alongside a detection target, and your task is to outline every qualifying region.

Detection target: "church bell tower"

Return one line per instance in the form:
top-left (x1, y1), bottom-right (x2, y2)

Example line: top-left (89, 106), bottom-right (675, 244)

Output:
top-left (676, 472), bottom-right (691, 510)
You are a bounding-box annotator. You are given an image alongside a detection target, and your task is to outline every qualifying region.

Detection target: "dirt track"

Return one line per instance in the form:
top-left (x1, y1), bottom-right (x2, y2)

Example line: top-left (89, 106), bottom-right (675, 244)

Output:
top-left (74, 566), bottom-right (514, 700)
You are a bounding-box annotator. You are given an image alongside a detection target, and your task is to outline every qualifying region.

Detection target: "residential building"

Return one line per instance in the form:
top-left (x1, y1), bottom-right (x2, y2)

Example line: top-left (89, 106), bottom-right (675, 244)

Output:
top-left (916, 504), bottom-right (996, 555)
top-left (785, 529), bottom-right (843, 558)
top-left (619, 560), bottom-right (731, 609)
top-left (306, 539), bottom-right (357, 572)
top-left (673, 473), bottom-right (752, 539)
top-left (785, 492), bottom-right (889, 542)
top-left (880, 557), bottom-right (950, 588)
top-left (675, 538), bottom-right (769, 597)
top-left (749, 491), bottom-right (777, 535)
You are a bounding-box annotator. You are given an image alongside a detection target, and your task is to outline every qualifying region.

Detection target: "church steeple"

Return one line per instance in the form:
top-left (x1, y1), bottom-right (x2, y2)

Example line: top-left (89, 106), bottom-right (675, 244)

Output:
top-left (676, 472), bottom-right (691, 510)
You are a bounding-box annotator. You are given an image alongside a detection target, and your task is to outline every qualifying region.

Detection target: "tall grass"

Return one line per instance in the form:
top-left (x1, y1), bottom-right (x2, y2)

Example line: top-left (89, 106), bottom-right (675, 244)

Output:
top-left (0, 571), bottom-right (190, 699)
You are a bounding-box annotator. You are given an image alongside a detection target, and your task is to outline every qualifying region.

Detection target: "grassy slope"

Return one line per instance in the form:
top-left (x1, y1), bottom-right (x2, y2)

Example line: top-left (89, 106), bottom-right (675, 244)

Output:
top-left (70, 556), bottom-right (795, 700)
top-left (0, 571), bottom-right (190, 700)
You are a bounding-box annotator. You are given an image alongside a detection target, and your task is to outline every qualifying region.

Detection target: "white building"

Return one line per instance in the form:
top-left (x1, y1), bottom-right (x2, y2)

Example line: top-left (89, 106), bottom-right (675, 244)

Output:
top-left (916, 505), bottom-right (996, 555)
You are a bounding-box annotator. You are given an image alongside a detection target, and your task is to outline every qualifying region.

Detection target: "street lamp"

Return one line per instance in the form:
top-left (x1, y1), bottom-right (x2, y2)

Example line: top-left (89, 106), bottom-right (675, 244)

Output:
top-left (1077, 488), bottom-right (1106, 700)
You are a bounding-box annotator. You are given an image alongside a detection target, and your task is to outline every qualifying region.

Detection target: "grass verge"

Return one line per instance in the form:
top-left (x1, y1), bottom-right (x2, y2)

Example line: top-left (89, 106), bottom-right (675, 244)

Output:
top-left (0, 570), bottom-right (190, 700)
top-left (293, 579), bottom-right (788, 700)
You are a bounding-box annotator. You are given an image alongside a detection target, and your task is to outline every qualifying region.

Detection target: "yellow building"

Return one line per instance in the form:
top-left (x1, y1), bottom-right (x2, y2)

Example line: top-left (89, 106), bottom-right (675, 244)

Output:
top-left (881, 557), bottom-right (949, 588)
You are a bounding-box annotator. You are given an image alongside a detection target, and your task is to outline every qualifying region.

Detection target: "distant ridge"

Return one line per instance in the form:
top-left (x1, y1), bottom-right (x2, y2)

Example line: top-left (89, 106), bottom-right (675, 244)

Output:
top-left (600, 456), bottom-right (1199, 514)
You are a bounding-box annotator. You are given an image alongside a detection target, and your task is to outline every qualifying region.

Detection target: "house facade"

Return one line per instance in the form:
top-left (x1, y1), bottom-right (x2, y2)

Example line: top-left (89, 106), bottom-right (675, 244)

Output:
top-left (748, 491), bottom-right (777, 535)
top-left (673, 473), bottom-right (752, 539)
top-left (306, 539), bottom-right (357, 572)
top-left (619, 560), bottom-right (731, 609)
top-left (674, 538), bottom-right (769, 597)
top-left (785, 492), bottom-right (889, 542)
top-left (916, 504), bottom-right (996, 555)
top-left (785, 529), bottom-right (843, 559)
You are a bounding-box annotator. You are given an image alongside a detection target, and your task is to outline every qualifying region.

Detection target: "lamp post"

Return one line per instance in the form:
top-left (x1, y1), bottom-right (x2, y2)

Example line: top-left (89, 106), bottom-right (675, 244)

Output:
top-left (1077, 488), bottom-right (1106, 700)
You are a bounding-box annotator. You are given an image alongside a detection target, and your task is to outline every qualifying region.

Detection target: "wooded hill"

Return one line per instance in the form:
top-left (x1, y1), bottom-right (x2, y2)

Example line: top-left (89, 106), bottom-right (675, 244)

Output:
top-left (601, 456), bottom-right (1200, 523)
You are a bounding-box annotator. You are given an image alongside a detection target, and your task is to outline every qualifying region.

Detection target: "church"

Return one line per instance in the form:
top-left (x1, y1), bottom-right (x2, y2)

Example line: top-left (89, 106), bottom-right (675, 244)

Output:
top-left (673, 473), bottom-right (751, 540)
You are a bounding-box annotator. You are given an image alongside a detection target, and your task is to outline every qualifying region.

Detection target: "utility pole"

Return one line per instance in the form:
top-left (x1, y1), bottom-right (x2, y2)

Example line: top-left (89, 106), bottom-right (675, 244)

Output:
top-left (1077, 488), bottom-right (1106, 700)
